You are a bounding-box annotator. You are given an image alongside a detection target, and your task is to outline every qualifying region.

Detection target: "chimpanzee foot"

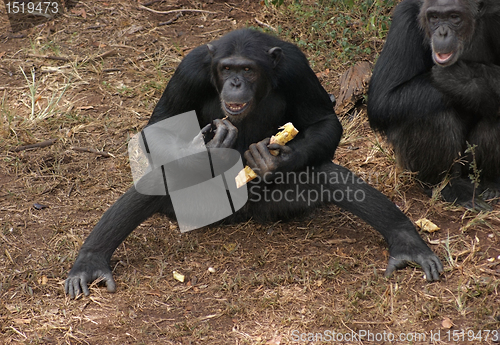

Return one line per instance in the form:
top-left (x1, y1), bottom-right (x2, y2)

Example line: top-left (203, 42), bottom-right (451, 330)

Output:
top-left (480, 181), bottom-right (500, 205)
top-left (384, 233), bottom-right (443, 282)
top-left (65, 252), bottom-right (115, 299)
top-left (440, 180), bottom-right (492, 211)
top-left (385, 251), bottom-right (443, 281)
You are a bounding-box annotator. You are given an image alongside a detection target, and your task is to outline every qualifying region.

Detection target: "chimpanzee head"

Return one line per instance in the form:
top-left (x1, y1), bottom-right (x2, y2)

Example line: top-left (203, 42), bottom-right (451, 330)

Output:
top-left (207, 29), bottom-right (283, 121)
top-left (419, 0), bottom-right (478, 67)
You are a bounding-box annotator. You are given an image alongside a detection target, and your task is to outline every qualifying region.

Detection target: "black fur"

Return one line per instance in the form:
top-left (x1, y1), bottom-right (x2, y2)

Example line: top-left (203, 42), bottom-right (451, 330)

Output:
top-left (368, 0), bottom-right (500, 210)
top-left (65, 29), bottom-right (442, 298)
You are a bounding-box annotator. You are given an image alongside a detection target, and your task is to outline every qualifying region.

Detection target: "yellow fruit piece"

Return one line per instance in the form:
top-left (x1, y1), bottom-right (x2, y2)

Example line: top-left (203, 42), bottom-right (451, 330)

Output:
top-left (415, 218), bottom-right (440, 233)
top-left (270, 122), bottom-right (299, 145)
top-left (235, 123), bottom-right (298, 188)
top-left (173, 270), bottom-right (185, 283)
top-left (235, 166), bottom-right (258, 189)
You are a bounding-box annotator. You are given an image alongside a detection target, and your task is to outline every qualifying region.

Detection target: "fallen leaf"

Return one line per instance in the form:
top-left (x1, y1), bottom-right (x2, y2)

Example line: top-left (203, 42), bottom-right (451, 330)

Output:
top-left (442, 317), bottom-right (454, 329)
top-left (415, 218), bottom-right (440, 233)
top-left (71, 8), bottom-right (87, 18)
top-left (223, 243), bottom-right (237, 252)
top-left (125, 25), bottom-right (143, 35)
top-left (315, 68), bottom-right (330, 78)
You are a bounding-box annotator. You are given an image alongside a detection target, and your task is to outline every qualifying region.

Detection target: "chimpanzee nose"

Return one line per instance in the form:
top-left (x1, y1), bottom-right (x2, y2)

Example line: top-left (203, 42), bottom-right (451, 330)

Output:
top-left (231, 78), bottom-right (241, 88)
top-left (438, 26), bottom-right (448, 37)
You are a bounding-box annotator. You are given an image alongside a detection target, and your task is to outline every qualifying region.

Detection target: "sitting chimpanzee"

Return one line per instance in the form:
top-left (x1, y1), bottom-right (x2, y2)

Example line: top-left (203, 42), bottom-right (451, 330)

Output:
top-left (65, 29), bottom-right (443, 298)
top-left (368, 0), bottom-right (500, 210)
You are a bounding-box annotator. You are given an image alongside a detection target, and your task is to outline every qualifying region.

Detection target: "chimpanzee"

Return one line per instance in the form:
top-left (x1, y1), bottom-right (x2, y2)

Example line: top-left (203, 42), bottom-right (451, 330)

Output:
top-left (65, 29), bottom-right (443, 298)
top-left (368, 0), bottom-right (500, 211)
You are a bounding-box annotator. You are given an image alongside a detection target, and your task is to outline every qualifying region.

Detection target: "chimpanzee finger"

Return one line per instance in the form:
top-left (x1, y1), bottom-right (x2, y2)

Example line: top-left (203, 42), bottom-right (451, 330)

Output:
top-left (65, 275), bottom-right (90, 298)
top-left (201, 123), bottom-right (212, 134)
top-left (243, 149), bottom-right (257, 169)
top-left (192, 124), bottom-right (211, 147)
top-left (80, 279), bottom-right (91, 296)
top-left (384, 256), bottom-right (407, 278)
top-left (255, 140), bottom-right (275, 164)
top-left (267, 143), bottom-right (292, 155)
top-left (247, 143), bottom-right (266, 166)
top-left (221, 119), bottom-right (238, 148)
top-left (103, 272), bottom-right (116, 292)
top-left (425, 256), bottom-right (443, 281)
top-left (64, 278), bottom-right (76, 298)
top-left (258, 137), bottom-right (271, 146)
top-left (207, 119), bottom-right (228, 148)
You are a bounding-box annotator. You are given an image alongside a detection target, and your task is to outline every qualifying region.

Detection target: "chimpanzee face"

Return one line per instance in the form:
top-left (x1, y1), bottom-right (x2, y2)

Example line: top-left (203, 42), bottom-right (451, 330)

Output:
top-left (217, 56), bottom-right (260, 119)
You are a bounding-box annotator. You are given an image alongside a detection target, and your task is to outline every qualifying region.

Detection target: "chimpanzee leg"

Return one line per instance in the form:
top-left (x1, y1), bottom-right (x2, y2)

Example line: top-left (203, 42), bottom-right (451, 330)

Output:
top-left (316, 163), bottom-right (442, 280)
top-left (248, 164), bottom-right (443, 280)
top-left (386, 110), bottom-right (491, 210)
top-left (469, 117), bottom-right (500, 202)
top-left (65, 186), bottom-right (169, 298)
top-left (387, 111), bottom-right (464, 184)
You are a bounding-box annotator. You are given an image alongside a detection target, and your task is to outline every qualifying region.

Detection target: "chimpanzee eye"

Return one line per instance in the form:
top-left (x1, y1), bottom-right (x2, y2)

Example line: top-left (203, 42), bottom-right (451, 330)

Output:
top-left (244, 67), bottom-right (250, 71)
top-left (224, 66), bottom-right (230, 70)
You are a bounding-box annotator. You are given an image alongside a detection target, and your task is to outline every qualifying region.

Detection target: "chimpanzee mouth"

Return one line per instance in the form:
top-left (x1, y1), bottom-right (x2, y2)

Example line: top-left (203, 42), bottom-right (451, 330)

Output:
top-left (434, 52), bottom-right (454, 65)
top-left (223, 101), bottom-right (251, 115)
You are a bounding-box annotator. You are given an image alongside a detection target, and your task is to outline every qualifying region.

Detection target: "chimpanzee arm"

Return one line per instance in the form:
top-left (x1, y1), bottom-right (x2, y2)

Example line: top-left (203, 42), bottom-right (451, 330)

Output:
top-left (65, 46), bottom-right (220, 299)
top-left (367, 0), bottom-right (447, 131)
top-left (432, 61), bottom-right (500, 118)
top-left (148, 45), bottom-right (218, 126)
top-left (273, 48), bottom-right (343, 171)
top-left (65, 189), bottom-right (165, 298)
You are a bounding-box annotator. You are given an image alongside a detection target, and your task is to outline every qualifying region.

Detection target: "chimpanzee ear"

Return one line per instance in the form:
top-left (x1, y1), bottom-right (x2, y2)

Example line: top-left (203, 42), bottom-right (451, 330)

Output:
top-left (268, 47), bottom-right (282, 68)
top-left (207, 44), bottom-right (216, 57)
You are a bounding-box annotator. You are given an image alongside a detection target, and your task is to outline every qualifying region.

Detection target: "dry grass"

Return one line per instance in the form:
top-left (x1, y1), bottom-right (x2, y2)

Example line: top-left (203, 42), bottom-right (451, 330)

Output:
top-left (1, 1), bottom-right (499, 344)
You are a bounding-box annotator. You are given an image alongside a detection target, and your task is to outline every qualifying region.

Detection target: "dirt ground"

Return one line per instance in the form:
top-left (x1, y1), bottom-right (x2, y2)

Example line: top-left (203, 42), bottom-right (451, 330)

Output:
top-left (1, 1), bottom-right (499, 344)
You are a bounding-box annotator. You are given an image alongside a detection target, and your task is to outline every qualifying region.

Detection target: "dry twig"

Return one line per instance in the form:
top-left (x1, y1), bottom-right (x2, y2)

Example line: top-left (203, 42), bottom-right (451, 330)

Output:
top-left (138, 4), bottom-right (217, 15)
top-left (254, 18), bottom-right (277, 32)
top-left (27, 50), bottom-right (116, 64)
top-left (12, 138), bottom-right (57, 152)
top-left (71, 146), bottom-right (112, 158)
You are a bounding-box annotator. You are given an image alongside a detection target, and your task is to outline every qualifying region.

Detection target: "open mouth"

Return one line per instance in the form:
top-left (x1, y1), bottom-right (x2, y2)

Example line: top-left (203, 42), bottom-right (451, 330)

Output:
top-left (434, 52), bottom-right (454, 65)
top-left (223, 102), bottom-right (250, 115)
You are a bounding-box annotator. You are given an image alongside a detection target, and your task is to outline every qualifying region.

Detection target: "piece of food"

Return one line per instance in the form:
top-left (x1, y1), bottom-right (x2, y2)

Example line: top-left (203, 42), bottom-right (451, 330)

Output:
top-left (173, 270), bottom-right (185, 283)
top-left (235, 123), bottom-right (298, 188)
top-left (268, 122), bottom-right (299, 156)
top-left (415, 218), bottom-right (440, 233)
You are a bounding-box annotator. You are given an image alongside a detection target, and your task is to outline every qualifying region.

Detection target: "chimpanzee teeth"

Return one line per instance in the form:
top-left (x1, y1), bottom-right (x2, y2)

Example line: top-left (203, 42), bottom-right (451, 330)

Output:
top-left (227, 103), bottom-right (246, 111)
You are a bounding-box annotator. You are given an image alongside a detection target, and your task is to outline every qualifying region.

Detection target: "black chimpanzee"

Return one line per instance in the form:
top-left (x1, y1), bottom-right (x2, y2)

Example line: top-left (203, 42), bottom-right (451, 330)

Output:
top-left (65, 29), bottom-right (443, 298)
top-left (368, 0), bottom-right (500, 210)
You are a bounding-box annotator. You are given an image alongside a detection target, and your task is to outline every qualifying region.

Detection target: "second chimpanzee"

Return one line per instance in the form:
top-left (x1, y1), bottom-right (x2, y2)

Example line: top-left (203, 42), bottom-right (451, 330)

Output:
top-left (368, 0), bottom-right (500, 210)
top-left (65, 29), bottom-right (443, 298)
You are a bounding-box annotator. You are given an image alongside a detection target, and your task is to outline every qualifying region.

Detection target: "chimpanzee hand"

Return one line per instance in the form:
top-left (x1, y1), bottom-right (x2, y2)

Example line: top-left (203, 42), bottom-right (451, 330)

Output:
top-left (202, 118), bottom-right (238, 149)
top-left (65, 252), bottom-right (115, 299)
top-left (244, 138), bottom-right (293, 183)
top-left (384, 233), bottom-right (443, 282)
